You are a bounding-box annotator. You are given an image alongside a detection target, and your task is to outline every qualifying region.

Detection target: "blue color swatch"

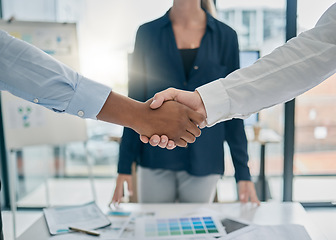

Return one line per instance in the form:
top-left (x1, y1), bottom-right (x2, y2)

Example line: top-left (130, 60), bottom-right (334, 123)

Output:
top-left (144, 216), bottom-right (219, 237)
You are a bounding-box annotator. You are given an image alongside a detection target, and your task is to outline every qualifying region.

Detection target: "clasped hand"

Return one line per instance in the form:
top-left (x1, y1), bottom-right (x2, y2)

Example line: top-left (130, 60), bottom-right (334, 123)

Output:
top-left (141, 88), bottom-right (207, 149)
top-left (136, 98), bottom-right (205, 147)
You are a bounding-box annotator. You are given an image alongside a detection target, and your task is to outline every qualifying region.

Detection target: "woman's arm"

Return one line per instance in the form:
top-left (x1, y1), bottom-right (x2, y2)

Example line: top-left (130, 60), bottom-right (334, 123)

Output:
top-left (224, 119), bottom-right (251, 182)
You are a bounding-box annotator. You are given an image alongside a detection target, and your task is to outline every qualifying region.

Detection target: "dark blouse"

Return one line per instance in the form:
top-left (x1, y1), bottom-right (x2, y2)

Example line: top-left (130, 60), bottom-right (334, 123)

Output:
top-left (118, 10), bottom-right (251, 181)
top-left (179, 48), bottom-right (199, 79)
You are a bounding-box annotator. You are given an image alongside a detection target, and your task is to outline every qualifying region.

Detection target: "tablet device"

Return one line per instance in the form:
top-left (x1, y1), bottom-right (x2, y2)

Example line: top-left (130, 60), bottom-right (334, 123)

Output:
top-left (221, 218), bottom-right (249, 234)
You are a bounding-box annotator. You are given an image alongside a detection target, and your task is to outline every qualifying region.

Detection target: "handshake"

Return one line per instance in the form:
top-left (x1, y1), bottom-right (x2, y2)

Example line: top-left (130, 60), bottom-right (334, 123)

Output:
top-left (100, 87), bottom-right (207, 150)
top-left (130, 88), bottom-right (207, 150)
top-left (96, 87), bottom-right (206, 149)
top-left (137, 88), bottom-right (207, 149)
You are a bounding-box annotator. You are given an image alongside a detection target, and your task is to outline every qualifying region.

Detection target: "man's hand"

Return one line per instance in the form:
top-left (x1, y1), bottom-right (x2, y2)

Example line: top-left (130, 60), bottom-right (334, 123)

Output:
top-left (140, 88), bottom-right (207, 148)
top-left (238, 180), bottom-right (260, 205)
top-left (96, 91), bottom-right (204, 148)
top-left (150, 88), bottom-right (207, 117)
top-left (110, 174), bottom-right (133, 205)
top-left (134, 100), bottom-right (204, 147)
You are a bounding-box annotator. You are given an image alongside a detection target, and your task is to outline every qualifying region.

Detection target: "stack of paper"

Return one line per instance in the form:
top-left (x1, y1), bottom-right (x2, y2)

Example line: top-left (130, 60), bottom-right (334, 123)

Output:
top-left (43, 202), bottom-right (111, 235)
top-left (218, 224), bottom-right (312, 240)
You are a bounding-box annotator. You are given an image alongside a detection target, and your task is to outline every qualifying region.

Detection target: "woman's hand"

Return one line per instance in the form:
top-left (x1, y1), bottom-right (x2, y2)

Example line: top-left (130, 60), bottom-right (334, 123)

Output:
top-left (109, 174), bottom-right (133, 205)
top-left (238, 180), bottom-right (260, 205)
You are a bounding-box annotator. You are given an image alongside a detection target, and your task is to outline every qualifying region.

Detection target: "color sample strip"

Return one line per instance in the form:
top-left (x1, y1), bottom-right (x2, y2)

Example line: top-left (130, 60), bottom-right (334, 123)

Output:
top-left (144, 216), bottom-right (219, 237)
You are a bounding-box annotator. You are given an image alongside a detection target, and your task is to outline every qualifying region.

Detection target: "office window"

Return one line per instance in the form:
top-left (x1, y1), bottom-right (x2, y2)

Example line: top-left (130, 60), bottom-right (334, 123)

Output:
top-left (216, 0), bottom-right (286, 202)
top-left (294, 0), bottom-right (336, 203)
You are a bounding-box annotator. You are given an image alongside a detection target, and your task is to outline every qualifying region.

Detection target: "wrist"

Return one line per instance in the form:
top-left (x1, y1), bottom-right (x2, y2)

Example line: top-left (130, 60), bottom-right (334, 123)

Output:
top-left (194, 90), bottom-right (207, 118)
top-left (127, 101), bottom-right (150, 134)
top-left (97, 91), bottom-right (149, 132)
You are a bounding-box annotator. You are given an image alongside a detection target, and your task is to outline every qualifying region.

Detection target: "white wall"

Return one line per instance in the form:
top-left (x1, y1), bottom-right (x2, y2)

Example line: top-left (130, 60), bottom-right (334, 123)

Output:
top-left (76, 0), bottom-right (173, 92)
top-left (297, 0), bottom-right (335, 31)
top-left (2, 0), bottom-right (57, 21)
top-left (2, 0), bottom-right (173, 92)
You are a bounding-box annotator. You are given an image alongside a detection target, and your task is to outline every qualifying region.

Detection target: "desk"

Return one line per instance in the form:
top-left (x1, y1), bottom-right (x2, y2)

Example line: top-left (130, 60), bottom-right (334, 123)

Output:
top-left (245, 127), bottom-right (282, 201)
top-left (17, 202), bottom-right (325, 240)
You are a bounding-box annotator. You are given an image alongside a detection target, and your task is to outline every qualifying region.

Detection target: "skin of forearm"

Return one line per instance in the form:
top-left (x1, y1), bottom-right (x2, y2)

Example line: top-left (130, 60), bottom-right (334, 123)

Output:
top-left (96, 91), bottom-right (147, 131)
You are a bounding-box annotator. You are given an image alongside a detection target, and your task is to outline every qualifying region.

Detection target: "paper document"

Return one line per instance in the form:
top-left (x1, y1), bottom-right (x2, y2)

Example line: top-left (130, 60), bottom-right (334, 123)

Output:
top-left (48, 225), bottom-right (121, 240)
top-left (119, 211), bottom-right (156, 238)
top-left (219, 224), bottom-right (311, 240)
top-left (135, 215), bottom-right (226, 238)
top-left (43, 202), bottom-right (111, 235)
top-left (48, 217), bottom-right (129, 240)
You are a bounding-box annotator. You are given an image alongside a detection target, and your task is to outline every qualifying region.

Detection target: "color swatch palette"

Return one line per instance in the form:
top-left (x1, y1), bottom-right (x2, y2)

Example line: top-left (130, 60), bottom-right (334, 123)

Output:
top-left (136, 216), bottom-right (224, 238)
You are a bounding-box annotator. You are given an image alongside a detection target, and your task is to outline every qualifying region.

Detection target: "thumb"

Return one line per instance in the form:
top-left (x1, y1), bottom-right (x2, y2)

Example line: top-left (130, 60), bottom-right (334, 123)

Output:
top-left (150, 88), bottom-right (177, 109)
top-left (150, 94), bottom-right (166, 109)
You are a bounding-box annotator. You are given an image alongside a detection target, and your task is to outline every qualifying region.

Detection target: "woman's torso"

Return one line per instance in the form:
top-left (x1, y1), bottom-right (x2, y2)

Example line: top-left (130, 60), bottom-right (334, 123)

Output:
top-left (129, 11), bottom-right (243, 176)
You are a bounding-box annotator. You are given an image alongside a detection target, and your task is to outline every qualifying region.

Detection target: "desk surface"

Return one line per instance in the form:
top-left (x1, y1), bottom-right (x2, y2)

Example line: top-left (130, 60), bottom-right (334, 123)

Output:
top-left (18, 202), bottom-right (325, 240)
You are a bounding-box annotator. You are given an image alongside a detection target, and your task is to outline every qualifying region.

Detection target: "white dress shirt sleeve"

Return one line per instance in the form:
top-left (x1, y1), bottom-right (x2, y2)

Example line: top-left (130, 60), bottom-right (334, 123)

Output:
top-left (197, 3), bottom-right (336, 126)
top-left (0, 30), bottom-right (111, 119)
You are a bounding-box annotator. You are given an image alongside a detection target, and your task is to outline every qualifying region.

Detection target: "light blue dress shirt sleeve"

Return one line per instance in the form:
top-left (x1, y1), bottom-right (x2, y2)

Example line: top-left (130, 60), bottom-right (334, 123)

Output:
top-left (0, 30), bottom-right (111, 119)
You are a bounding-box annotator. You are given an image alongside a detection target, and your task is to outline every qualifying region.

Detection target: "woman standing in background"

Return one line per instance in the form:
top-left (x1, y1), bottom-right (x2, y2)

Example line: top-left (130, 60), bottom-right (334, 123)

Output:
top-left (111, 0), bottom-right (259, 204)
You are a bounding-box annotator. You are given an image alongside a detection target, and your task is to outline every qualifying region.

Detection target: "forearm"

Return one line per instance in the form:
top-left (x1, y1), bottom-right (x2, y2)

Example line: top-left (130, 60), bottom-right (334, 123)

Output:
top-left (197, 3), bottom-right (336, 125)
top-left (97, 91), bottom-right (146, 131)
top-left (225, 120), bottom-right (251, 182)
top-left (118, 128), bottom-right (142, 174)
top-left (0, 30), bottom-right (111, 119)
top-left (234, 167), bottom-right (251, 182)
top-left (230, 147), bottom-right (251, 182)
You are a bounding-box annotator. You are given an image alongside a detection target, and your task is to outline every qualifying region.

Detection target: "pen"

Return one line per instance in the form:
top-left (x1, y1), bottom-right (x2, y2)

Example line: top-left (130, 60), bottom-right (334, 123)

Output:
top-left (68, 226), bottom-right (100, 236)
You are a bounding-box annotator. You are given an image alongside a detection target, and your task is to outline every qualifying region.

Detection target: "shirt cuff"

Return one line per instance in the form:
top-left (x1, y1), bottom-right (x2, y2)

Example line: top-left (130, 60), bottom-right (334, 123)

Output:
top-left (117, 164), bottom-right (133, 175)
top-left (196, 79), bottom-right (231, 126)
top-left (65, 76), bottom-right (111, 119)
top-left (235, 167), bottom-right (251, 182)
